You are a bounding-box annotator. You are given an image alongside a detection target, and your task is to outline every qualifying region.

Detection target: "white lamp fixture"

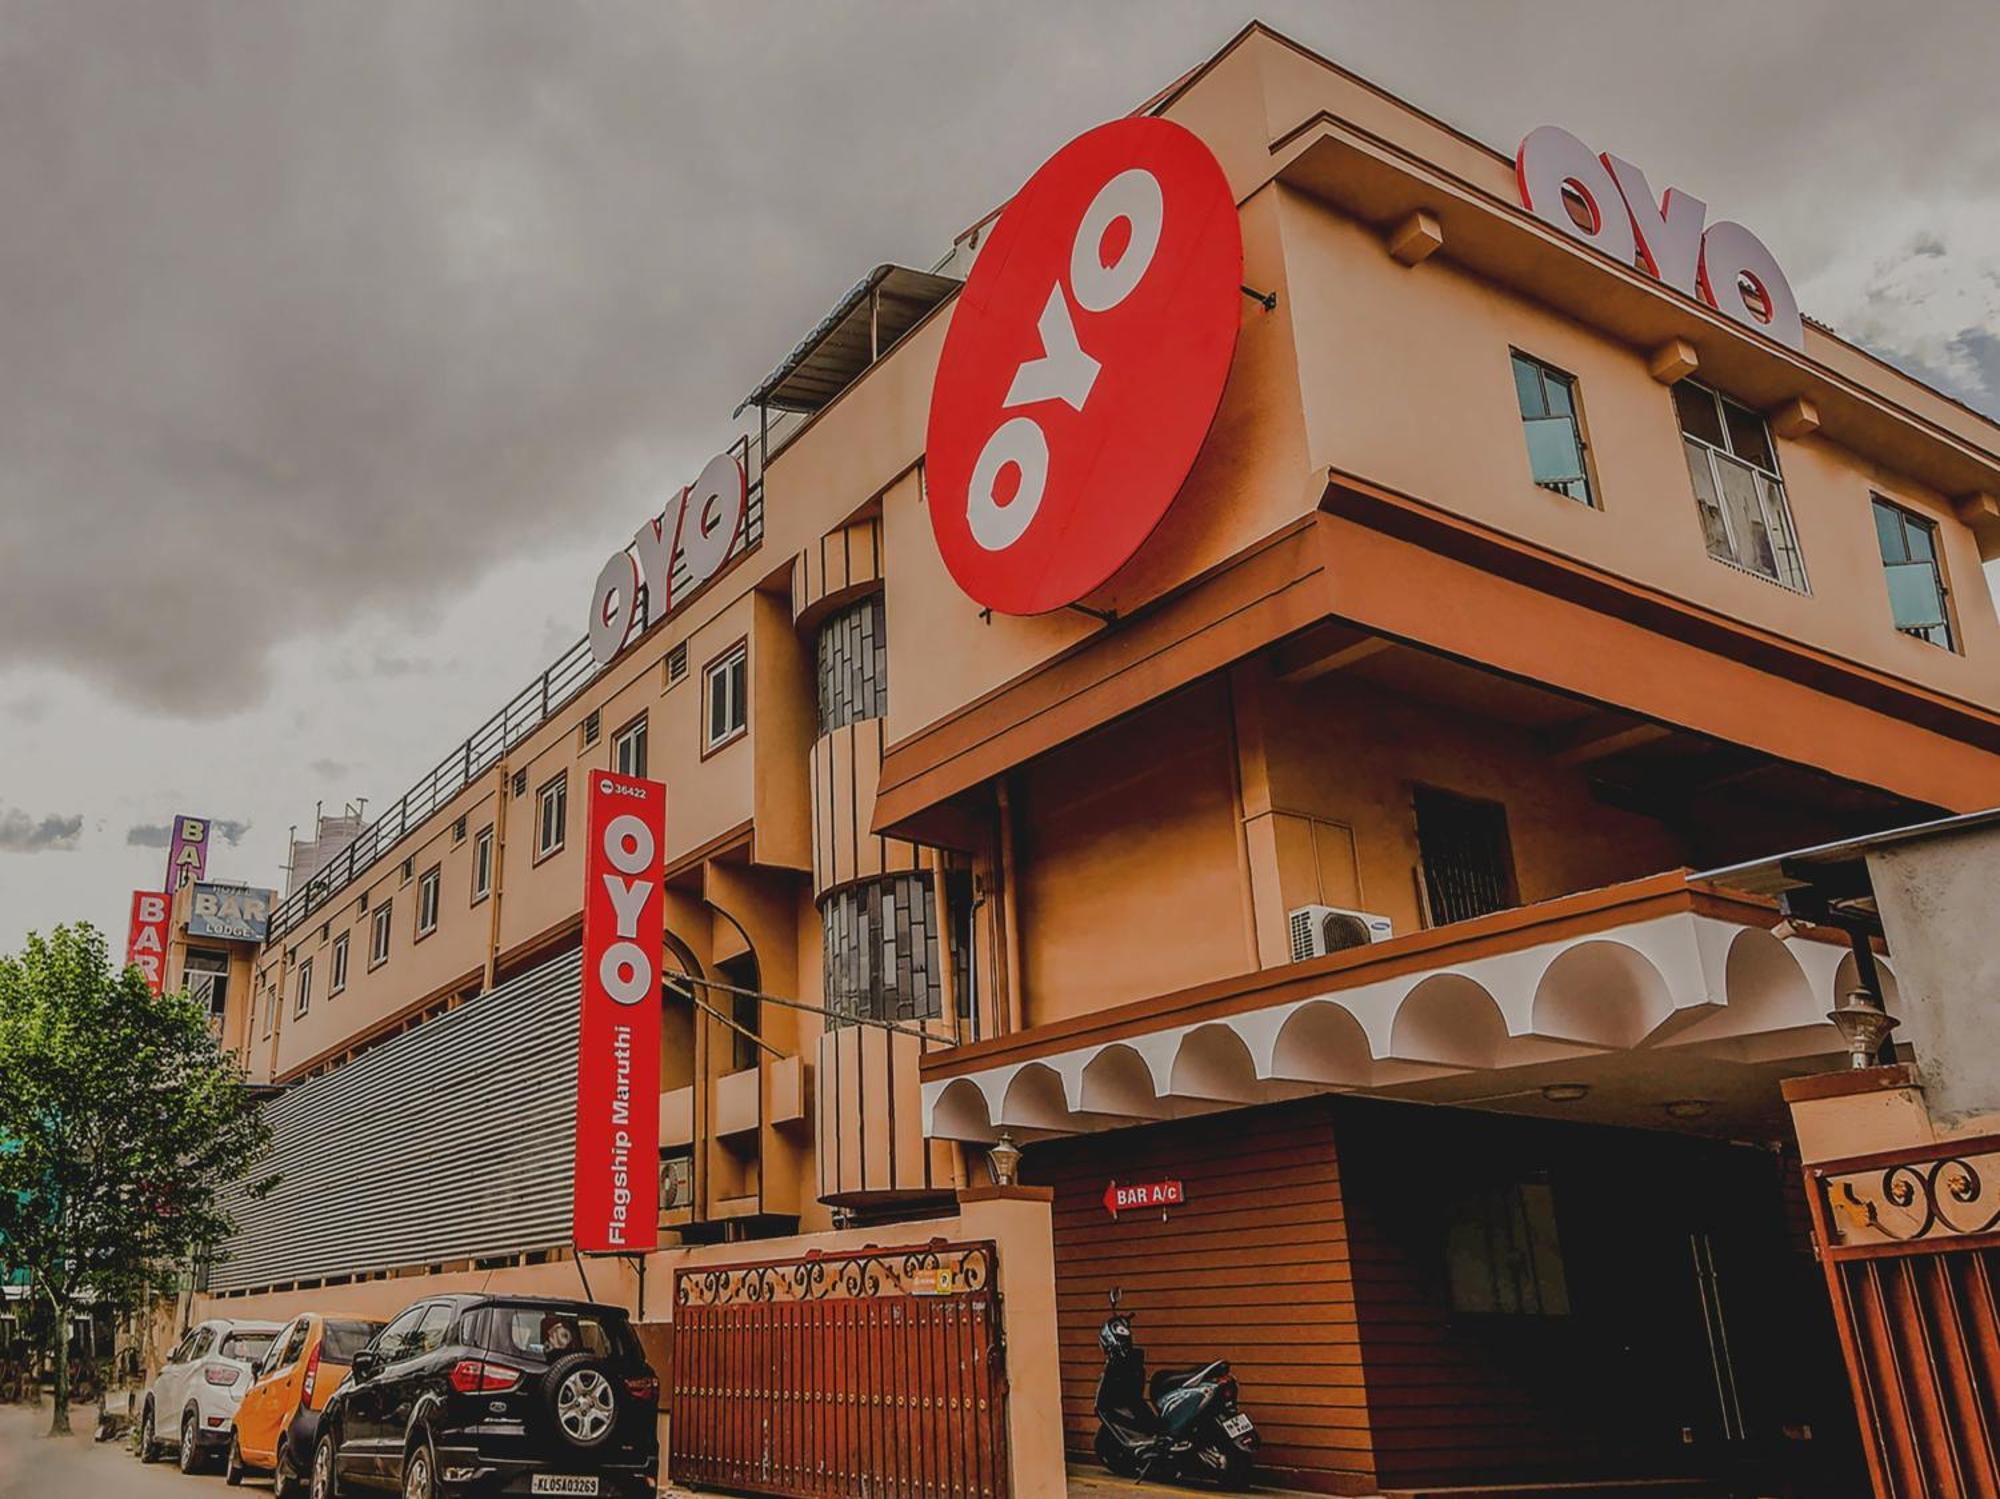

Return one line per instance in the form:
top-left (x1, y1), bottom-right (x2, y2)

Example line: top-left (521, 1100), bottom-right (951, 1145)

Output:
top-left (987, 1131), bottom-right (1021, 1187)
top-left (1827, 987), bottom-right (1899, 1070)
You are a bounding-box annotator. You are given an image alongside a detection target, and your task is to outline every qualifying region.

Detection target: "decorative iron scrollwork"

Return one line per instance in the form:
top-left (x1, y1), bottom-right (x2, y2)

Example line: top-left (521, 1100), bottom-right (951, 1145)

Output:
top-left (676, 1241), bottom-right (994, 1306)
top-left (1824, 1151), bottom-right (2000, 1245)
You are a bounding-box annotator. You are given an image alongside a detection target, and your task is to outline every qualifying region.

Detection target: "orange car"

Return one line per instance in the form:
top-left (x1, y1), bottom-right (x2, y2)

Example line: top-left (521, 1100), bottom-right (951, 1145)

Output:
top-left (225, 1311), bottom-right (384, 1494)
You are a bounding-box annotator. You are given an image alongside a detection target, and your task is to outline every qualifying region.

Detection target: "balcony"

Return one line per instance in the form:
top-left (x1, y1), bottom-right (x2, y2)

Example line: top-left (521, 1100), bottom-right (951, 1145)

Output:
top-left (921, 871), bottom-right (1897, 1143)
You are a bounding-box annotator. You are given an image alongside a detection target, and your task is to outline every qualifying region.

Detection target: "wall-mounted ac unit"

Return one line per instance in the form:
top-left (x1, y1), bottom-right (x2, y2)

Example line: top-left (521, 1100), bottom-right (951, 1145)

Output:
top-left (1289, 905), bottom-right (1394, 962)
top-left (659, 1153), bottom-right (693, 1212)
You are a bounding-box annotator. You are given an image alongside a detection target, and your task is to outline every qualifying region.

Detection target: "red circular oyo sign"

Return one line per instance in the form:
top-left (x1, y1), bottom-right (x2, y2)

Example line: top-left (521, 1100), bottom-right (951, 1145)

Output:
top-left (926, 117), bottom-right (1242, 615)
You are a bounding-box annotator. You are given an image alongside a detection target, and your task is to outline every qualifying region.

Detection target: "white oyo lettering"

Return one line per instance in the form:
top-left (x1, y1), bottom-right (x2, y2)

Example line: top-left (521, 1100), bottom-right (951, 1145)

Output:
top-left (1069, 168), bottom-right (1164, 313)
top-left (601, 873), bottom-right (651, 940)
top-left (1517, 125), bottom-right (1803, 352)
top-left (631, 505), bottom-right (678, 628)
top-left (1602, 155), bottom-right (1705, 297)
top-left (602, 813), bottom-right (655, 876)
top-left (967, 417), bottom-right (1049, 552)
top-left (1698, 220), bottom-right (1804, 352)
top-left (588, 552), bottom-right (639, 667)
top-left (1516, 125), bottom-right (1636, 266)
top-left (1003, 286), bottom-right (1099, 413)
top-left (965, 165), bottom-right (1164, 556)
top-left (599, 941), bottom-right (652, 1005)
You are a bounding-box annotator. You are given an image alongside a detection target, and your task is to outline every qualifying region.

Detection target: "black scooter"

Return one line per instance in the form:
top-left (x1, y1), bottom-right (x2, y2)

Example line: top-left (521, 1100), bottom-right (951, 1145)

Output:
top-left (1093, 1288), bottom-right (1257, 1488)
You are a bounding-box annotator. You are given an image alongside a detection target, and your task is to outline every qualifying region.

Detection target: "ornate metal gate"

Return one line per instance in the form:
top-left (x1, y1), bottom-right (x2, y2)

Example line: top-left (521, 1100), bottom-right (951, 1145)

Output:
top-left (670, 1240), bottom-right (1009, 1499)
top-left (1808, 1133), bottom-right (2000, 1498)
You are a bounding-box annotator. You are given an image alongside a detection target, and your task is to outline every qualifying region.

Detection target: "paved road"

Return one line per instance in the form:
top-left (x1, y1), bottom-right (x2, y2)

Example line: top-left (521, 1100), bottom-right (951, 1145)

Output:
top-left (0, 1399), bottom-right (273, 1499)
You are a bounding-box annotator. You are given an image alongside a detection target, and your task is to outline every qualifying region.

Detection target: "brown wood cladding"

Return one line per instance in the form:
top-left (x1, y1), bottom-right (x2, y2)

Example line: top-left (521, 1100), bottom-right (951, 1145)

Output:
top-left (812, 717), bottom-right (922, 901)
top-left (1024, 1099), bottom-right (1378, 1495)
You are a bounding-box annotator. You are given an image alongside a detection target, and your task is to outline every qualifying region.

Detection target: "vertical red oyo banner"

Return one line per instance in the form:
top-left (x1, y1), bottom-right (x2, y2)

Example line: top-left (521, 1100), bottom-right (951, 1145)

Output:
top-left (573, 772), bottom-right (665, 1254)
top-left (125, 890), bottom-right (170, 995)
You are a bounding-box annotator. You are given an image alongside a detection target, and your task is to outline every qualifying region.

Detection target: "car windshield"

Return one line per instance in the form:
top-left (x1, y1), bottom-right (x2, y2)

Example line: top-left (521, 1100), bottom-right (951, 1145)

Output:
top-left (221, 1332), bottom-right (276, 1363)
top-left (478, 1306), bottom-right (637, 1363)
top-left (322, 1321), bottom-right (383, 1362)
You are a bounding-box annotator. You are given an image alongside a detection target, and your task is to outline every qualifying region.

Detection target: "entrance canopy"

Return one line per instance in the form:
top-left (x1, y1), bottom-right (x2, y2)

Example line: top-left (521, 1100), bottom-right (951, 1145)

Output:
top-left (922, 872), bottom-right (1896, 1144)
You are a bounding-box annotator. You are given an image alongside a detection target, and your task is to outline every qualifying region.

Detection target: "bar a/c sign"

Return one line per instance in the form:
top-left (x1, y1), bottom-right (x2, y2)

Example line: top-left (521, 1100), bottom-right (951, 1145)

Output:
top-left (573, 772), bottom-right (665, 1253)
top-left (1104, 1179), bottom-right (1186, 1219)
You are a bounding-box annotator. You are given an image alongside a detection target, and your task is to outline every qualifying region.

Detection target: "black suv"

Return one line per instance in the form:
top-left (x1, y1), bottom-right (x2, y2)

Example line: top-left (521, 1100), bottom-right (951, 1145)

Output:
top-left (309, 1294), bottom-right (658, 1498)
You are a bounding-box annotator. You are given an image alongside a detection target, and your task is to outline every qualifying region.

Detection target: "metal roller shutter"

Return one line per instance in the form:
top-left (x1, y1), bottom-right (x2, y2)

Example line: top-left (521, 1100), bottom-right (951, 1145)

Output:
top-left (211, 949), bottom-right (582, 1292)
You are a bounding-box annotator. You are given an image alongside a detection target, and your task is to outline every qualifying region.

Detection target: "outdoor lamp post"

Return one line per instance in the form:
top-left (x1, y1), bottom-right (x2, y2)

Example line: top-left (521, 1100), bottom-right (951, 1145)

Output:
top-left (987, 1131), bottom-right (1021, 1188)
top-left (1827, 987), bottom-right (1900, 1070)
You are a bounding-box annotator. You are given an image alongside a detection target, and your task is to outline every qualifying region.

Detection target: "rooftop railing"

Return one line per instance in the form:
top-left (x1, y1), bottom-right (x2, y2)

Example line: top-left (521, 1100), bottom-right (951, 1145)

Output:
top-left (266, 434), bottom-right (766, 946)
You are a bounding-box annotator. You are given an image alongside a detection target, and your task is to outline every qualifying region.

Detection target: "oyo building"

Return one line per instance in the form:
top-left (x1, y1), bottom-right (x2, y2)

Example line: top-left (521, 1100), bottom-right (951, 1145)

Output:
top-left (182, 24), bottom-right (2000, 1496)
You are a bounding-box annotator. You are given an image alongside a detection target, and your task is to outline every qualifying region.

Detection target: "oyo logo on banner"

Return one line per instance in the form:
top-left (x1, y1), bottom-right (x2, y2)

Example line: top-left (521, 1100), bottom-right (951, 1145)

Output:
top-left (573, 772), bottom-right (665, 1254)
top-left (125, 891), bottom-right (170, 995)
top-left (165, 814), bottom-right (211, 893)
top-left (1515, 125), bottom-right (1803, 352)
top-left (587, 452), bottom-right (749, 667)
top-left (926, 116), bottom-right (1243, 616)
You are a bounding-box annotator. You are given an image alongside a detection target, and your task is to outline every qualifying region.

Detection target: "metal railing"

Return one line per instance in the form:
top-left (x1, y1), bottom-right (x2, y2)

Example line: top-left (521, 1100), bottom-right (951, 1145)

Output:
top-left (267, 435), bottom-right (766, 944)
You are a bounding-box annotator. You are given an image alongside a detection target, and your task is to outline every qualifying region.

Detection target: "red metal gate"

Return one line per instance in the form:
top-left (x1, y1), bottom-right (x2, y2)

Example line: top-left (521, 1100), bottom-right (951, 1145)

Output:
top-left (670, 1240), bottom-right (1009, 1499)
top-left (1808, 1133), bottom-right (2000, 1498)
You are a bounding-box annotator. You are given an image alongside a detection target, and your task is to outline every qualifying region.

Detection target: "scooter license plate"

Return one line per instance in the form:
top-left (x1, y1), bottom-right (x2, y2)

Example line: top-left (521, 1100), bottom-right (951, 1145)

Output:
top-left (530, 1478), bottom-right (599, 1497)
top-left (1222, 1412), bottom-right (1254, 1439)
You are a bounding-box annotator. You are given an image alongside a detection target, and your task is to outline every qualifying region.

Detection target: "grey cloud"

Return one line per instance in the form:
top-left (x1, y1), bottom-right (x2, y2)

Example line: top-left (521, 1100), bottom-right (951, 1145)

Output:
top-left (3, 0), bottom-right (1999, 723)
top-left (126, 816), bottom-right (251, 848)
top-left (1912, 232), bottom-right (1949, 259)
top-left (0, 809), bottom-right (83, 853)
top-left (308, 758), bottom-right (352, 780)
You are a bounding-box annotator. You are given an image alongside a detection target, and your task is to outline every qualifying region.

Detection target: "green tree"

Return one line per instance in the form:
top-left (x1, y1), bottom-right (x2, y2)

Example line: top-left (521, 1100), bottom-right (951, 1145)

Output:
top-left (0, 923), bottom-right (272, 1434)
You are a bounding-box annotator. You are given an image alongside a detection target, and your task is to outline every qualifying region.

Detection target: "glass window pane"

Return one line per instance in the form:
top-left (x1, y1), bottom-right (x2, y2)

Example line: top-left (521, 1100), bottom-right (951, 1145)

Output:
top-left (1872, 500), bottom-right (1906, 562)
top-left (1684, 440), bottom-right (1735, 561)
top-left (1722, 400), bottom-right (1777, 472)
top-left (1524, 416), bottom-right (1587, 487)
top-left (1673, 383), bottom-right (1727, 447)
top-left (1904, 514), bottom-right (1936, 563)
top-left (1541, 371), bottom-right (1575, 420)
top-left (1885, 561), bottom-right (1948, 631)
top-left (1510, 355), bottom-right (1545, 418)
top-left (1715, 454), bottom-right (1778, 578)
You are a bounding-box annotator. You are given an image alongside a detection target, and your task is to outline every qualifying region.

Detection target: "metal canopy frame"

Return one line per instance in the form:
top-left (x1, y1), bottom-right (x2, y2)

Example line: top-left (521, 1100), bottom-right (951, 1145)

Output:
top-left (734, 263), bottom-right (960, 419)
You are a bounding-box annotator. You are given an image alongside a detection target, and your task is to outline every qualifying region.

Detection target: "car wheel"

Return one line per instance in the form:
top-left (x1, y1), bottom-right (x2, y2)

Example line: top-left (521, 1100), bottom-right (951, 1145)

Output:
top-left (542, 1352), bottom-right (621, 1451)
top-left (225, 1430), bottom-right (245, 1486)
top-left (178, 1408), bottom-right (206, 1474)
top-left (311, 1432), bottom-right (345, 1499)
top-left (274, 1435), bottom-right (305, 1499)
top-left (137, 1402), bottom-right (161, 1463)
top-left (401, 1429), bottom-right (438, 1499)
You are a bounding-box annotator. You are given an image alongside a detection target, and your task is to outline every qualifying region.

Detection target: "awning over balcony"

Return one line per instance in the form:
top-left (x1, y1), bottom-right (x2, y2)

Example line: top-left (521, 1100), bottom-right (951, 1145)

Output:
top-left (921, 873), bottom-right (1895, 1144)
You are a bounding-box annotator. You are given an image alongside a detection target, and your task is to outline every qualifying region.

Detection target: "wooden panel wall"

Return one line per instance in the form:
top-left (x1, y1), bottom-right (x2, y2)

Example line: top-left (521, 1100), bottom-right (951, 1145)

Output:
top-left (1024, 1098), bottom-right (1378, 1495)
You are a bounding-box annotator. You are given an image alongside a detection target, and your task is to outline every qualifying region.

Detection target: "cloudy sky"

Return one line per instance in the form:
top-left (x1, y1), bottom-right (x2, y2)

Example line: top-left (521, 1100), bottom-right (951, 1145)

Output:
top-left (3, 0), bottom-right (1998, 954)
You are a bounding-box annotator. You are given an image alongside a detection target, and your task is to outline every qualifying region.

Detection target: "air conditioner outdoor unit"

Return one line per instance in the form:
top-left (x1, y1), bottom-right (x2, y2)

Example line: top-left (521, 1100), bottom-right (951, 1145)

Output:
top-left (1289, 905), bottom-right (1394, 962)
top-left (659, 1153), bottom-right (693, 1211)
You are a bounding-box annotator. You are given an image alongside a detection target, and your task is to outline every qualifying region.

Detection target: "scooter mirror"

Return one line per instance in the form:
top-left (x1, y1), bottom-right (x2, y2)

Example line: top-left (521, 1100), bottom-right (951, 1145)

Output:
top-left (1108, 1287), bottom-right (1121, 1309)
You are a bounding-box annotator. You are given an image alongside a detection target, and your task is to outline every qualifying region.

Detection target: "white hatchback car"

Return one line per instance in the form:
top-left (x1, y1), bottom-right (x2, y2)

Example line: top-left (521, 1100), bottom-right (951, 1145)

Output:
top-left (138, 1317), bottom-right (283, 1474)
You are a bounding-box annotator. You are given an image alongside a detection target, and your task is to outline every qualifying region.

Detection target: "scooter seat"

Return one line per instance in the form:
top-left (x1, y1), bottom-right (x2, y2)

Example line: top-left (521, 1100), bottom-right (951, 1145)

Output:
top-left (1149, 1361), bottom-right (1226, 1402)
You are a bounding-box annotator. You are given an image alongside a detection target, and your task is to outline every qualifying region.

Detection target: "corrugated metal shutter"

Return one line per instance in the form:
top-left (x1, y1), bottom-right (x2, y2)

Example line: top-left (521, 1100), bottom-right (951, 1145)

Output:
top-left (211, 949), bottom-right (582, 1292)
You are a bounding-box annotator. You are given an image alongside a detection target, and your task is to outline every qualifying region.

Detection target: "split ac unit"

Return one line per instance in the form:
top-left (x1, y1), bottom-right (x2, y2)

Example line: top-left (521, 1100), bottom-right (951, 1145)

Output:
top-left (659, 1153), bottom-right (693, 1211)
top-left (1289, 905), bottom-right (1394, 962)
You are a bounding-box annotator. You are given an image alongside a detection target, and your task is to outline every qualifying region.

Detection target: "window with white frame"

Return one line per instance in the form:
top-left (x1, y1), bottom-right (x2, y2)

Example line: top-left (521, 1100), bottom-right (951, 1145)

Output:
top-left (537, 773), bottom-right (567, 858)
top-left (293, 957), bottom-right (313, 1018)
top-left (1673, 381), bottom-right (1806, 591)
top-left (613, 713), bottom-right (648, 779)
top-left (330, 932), bottom-right (350, 996)
top-left (370, 901), bottom-right (393, 968)
top-left (416, 865), bottom-right (441, 937)
top-left (704, 644), bottom-right (748, 751)
top-left (472, 826), bottom-right (494, 901)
